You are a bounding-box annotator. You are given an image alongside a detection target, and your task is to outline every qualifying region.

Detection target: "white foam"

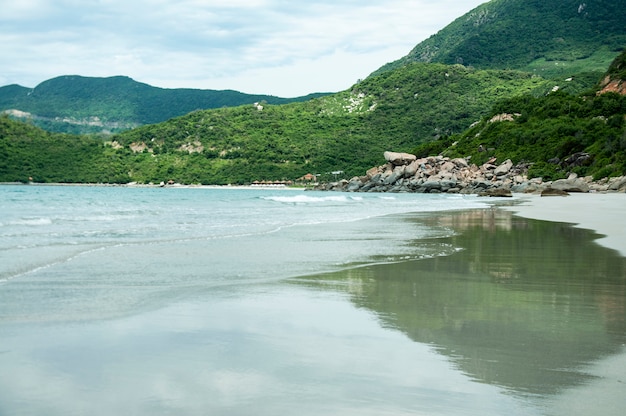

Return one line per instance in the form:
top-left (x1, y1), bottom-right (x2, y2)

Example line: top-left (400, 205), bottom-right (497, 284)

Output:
top-left (262, 195), bottom-right (354, 204)
top-left (10, 218), bottom-right (53, 226)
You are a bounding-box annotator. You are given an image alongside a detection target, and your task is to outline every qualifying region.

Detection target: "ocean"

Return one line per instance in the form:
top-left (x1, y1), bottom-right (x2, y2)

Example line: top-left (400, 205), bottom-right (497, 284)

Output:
top-left (1, 185), bottom-right (625, 415)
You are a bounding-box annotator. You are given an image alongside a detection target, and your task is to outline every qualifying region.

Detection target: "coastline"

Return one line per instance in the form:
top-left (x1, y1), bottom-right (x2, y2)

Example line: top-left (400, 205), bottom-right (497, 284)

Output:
top-left (500, 193), bottom-right (626, 257)
top-left (3, 181), bottom-right (624, 255)
top-left (0, 182), bottom-right (305, 190)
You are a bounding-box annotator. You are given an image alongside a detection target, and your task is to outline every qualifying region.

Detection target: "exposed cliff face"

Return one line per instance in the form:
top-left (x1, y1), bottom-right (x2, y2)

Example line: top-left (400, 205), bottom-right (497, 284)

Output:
top-left (598, 75), bottom-right (626, 95)
top-left (598, 49), bottom-right (626, 95)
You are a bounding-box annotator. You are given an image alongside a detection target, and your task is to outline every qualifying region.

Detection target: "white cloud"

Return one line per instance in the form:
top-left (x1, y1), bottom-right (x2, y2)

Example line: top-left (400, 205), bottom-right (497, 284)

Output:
top-left (0, 0), bottom-right (487, 96)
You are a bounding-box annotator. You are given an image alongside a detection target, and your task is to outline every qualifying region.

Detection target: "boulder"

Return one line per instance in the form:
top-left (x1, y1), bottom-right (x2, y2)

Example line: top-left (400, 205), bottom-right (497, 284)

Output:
top-left (384, 166), bottom-right (405, 185)
top-left (494, 159), bottom-right (513, 176)
top-left (541, 188), bottom-right (569, 197)
top-left (403, 161), bottom-right (418, 177)
top-left (440, 161), bottom-right (456, 173)
top-left (422, 179), bottom-right (442, 192)
top-left (452, 158), bottom-right (469, 168)
top-left (365, 166), bottom-right (380, 179)
top-left (511, 182), bottom-right (543, 193)
top-left (384, 151), bottom-right (417, 166)
top-left (472, 180), bottom-right (491, 189)
top-left (481, 163), bottom-right (497, 172)
top-left (608, 176), bottom-right (626, 192)
top-left (551, 178), bottom-right (590, 193)
top-left (479, 188), bottom-right (513, 197)
top-left (562, 152), bottom-right (592, 168)
top-left (359, 182), bottom-right (376, 192)
top-left (346, 177), bottom-right (363, 192)
top-left (370, 173), bottom-right (384, 185)
top-left (440, 180), bottom-right (458, 192)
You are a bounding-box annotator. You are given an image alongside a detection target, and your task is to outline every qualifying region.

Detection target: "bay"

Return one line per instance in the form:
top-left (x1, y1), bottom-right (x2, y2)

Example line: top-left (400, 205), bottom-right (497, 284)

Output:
top-left (0, 185), bottom-right (624, 415)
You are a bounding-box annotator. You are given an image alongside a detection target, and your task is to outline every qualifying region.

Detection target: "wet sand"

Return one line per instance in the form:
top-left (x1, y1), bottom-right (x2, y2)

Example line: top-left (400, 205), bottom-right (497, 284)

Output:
top-left (495, 193), bottom-right (626, 415)
top-left (296, 204), bottom-right (626, 415)
top-left (501, 193), bottom-right (626, 256)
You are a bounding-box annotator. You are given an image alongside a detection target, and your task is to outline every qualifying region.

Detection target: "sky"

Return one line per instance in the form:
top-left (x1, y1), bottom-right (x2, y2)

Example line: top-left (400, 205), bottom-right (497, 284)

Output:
top-left (0, 0), bottom-right (487, 97)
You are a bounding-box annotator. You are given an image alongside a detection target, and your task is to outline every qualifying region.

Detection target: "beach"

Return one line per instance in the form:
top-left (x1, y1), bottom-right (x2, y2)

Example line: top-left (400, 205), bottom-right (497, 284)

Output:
top-left (0, 185), bottom-right (625, 415)
top-left (502, 192), bottom-right (626, 256)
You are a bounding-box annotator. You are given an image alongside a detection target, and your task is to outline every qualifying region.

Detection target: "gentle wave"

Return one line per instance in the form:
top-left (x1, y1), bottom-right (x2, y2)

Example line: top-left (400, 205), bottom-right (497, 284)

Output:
top-left (261, 195), bottom-right (364, 204)
top-left (6, 218), bottom-right (53, 226)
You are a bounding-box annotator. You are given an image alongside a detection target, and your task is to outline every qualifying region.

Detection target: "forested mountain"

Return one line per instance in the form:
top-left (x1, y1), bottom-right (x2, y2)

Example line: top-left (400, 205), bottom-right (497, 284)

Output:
top-left (0, 115), bottom-right (121, 183)
top-left (1, 0), bottom-right (625, 185)
top-left (412, 50), bottom-right (626, 181)
top-left (0, 75), bottom-right (328, 134)
top-left (0, 64), bottom-right (555, 184)
top-left (373, 0), bottom-right (626, 81)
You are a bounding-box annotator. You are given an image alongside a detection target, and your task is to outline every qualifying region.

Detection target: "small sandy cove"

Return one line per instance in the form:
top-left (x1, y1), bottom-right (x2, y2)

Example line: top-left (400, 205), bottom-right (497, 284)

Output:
top-left (501, 193), bottom-right (626, 256)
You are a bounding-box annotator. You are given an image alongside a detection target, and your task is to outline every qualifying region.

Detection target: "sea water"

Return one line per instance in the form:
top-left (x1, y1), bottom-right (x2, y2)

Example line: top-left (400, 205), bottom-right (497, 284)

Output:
top-left (1, 185), bottom-right (625, 416)
top-left (0, 185), bottom-right (487, 322)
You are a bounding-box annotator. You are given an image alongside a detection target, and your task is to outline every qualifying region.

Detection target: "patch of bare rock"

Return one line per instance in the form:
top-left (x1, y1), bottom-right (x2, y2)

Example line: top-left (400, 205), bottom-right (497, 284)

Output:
top-left (315, 151), bottom-right (626, 196)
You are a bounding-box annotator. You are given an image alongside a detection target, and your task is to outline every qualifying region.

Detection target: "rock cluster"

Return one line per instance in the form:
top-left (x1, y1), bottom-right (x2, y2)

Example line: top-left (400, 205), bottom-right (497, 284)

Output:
top-left (315, 151), bottom-right (626, 195)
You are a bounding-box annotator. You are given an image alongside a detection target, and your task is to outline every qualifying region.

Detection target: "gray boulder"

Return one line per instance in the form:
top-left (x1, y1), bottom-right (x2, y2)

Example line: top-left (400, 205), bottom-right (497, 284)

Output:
top-left (541, 188), bottom-right (569, 196)
top-left (480, 188), bottom-right (513, 197)
top-left (346, 177), bottom-right (363, 192)
top-left (383, 166), bottom-right (405, 185)
top-left (422, 179), bottom-right (442, 192)
top-left (608, 176), bottom-right (626, 192)
top-left (551, 177), bottom-right (590, 193)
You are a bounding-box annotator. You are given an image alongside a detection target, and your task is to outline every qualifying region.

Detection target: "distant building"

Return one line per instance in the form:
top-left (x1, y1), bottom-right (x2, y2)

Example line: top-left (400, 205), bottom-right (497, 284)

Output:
top-left (298, 173), bottom-right (317, 182)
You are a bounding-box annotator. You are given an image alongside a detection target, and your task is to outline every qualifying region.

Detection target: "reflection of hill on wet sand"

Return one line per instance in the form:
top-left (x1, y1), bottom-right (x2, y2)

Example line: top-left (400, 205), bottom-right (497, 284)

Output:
top-left (296, 209), bottom-right (626, 397)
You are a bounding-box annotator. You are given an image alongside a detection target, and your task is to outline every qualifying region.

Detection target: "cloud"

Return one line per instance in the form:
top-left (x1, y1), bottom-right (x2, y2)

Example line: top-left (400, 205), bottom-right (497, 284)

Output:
top-left (0, 0), bottom-right (486, 96)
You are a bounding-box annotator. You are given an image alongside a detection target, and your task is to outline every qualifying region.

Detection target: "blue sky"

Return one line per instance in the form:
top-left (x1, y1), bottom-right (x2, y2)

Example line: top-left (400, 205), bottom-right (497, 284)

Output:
top-left (0, 0), bottom-right (486, 97)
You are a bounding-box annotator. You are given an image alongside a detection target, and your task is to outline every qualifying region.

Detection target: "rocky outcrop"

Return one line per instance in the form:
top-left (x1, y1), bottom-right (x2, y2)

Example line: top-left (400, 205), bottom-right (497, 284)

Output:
top-left (598, 75), bottom-right (626, 96)
top-left (316, 151), bottom-right (626, 195)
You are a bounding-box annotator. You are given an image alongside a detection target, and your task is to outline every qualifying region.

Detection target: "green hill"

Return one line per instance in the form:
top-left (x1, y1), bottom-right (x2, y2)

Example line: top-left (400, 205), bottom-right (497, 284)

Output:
top-left (0, 115), bottom-right (123, 183)
top-left (412, 50), bottom-right (626, 181)
top-left (102, 64), bottom-right (556, 185)
top-left (0, 64), bottom-right (554, 184)
top-left (2, 0), bottom-right (625, 185)
top-left (0, 75), bottom-right (328, 134)
top-left (374, 0), bottom-right (626, 82)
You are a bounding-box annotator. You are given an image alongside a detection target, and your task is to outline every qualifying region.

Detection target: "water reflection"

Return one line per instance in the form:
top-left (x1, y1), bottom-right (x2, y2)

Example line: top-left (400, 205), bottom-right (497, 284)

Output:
top-left (296, 208), bottom-right (626, 399)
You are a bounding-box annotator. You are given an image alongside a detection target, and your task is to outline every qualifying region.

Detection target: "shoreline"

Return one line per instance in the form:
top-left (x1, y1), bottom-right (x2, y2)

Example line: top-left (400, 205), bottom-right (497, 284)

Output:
top-left (0, 182), bottom-right (306, 190)
top-left (500, 193), bottom-right (626, 257)
top-left (3, 181), bottom-right (624, 255)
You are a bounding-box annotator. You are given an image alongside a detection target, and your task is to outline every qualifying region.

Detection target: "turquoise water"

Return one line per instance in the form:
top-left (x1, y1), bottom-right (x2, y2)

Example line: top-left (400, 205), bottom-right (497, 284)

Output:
top-left (0, 185), bottom-right (485, 322)
top-left (1, 185), bottom-right (624, 415)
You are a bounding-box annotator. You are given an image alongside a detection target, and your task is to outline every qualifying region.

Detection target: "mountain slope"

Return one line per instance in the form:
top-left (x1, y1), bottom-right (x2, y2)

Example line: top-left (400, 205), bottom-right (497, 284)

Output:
top-left (3, 0), bottom-right (625, 185)
top-left (0, 75), bottom-right (328, 134)
top-left (374, 0), bottom-right (626, 80)
top-left (412, 49), bottom-right (626, 180)
top-left (1, 64), bottom-right (554, 184)
top-left (598, 48), bottom-right (626, 94)
top-left (0, 115), bottom-right (120, 183)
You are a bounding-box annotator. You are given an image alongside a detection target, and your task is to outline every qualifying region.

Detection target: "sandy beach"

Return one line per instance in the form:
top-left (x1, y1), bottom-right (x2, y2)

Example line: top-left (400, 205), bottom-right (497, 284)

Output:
top-left (1, 185), bottom-right (625, 415)
top-left (502, 192), bottom-right (626, 256)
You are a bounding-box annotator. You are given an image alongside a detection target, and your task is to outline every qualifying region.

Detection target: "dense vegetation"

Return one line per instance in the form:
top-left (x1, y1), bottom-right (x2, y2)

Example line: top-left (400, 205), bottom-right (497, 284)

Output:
top-left (0, 75), bottom-right (327, 134)
top-left (413, 88), bottom-right (626, 180)
top-left (1, 0), bottom-right (625, 185)
top-left (0, 63), bottom-right (555, 184)
top-left (103, 64), bottom-right (556, 184)
top-left (375, 0), bottom-right (626, 81)
top-left (605, 49), bottom-right (626, 80)
top-left (0, 115), bottom-right (123, 183)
